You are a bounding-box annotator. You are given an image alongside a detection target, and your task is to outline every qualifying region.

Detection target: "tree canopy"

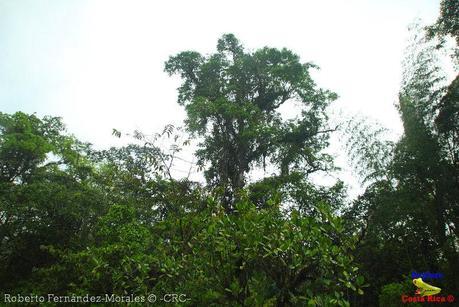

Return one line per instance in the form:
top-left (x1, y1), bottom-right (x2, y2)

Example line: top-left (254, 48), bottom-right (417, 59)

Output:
top-left (1, 2), bottom-right (458, 305)
top-left (165, 34), bottom-right (337, 210)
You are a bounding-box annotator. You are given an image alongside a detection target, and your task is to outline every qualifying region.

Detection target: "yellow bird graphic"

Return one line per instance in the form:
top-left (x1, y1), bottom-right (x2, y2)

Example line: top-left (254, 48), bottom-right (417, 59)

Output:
top-left (413, 278), bottom-right (441, 296)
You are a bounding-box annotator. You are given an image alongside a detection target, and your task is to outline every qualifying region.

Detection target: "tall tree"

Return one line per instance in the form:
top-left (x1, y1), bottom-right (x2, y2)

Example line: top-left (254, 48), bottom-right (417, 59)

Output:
top-left (343, 22), bottom-right (459, 305)
top-left (165, 34), bottom-right (337, 210)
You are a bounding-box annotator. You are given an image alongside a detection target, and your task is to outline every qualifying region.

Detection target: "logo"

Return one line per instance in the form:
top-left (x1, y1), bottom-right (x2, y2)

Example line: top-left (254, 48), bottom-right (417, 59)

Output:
top-left (401, 275), bottom-right (455, 304)
top-left (412, 278), bottom-right (441, 296)
top-left (411, 271), bottom-right (444, 280)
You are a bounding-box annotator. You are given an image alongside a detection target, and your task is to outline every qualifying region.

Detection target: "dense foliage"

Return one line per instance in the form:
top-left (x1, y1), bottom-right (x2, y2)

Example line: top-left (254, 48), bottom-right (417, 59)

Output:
top-left (165, 34), bottom-right (336, 210)
top-left (1, 3), bottom-right (458, 305)
top-left (343, 6), bottom-right (459, 306)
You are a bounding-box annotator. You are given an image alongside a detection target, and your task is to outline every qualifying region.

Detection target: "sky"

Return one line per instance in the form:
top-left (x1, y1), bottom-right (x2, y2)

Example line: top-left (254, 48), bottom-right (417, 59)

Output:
top-left (0, 0), bottom-right (442, 195)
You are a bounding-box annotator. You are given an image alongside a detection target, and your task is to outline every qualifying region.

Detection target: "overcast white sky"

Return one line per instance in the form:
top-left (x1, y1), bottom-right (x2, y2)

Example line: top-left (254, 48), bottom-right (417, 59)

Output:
top-left (0, 0), bottom-right (442, 195)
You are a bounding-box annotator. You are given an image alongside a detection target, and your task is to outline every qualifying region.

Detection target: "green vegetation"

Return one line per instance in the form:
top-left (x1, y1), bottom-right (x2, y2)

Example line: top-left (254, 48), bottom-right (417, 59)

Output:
top-left (1, 3), bottom-right (458, 305)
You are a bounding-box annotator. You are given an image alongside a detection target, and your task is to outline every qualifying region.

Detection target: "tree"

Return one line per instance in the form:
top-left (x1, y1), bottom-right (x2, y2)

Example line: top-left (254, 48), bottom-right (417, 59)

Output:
top-left (0, 112), bottom-right (105, 291)
top-left (0, 35), bottom-right (361, 305)
top-left (427, 0), bottom-right (459, 63)
top-left (342, 22), bottom-right (459, 305)
top-left (165, 34), bottom-right (337, 210)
